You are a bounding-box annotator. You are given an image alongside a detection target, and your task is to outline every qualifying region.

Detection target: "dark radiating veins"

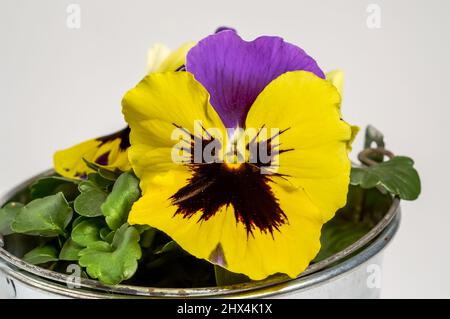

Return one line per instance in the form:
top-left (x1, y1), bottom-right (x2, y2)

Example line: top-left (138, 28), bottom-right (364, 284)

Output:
top-left (171, 162), bottom-right (288, 236)
top-left (97, 126), bottom-right (131, 151)
top-left (92, 127), bottom-right (131, 166)
top-left (170, 124), bottom-right (294, 236)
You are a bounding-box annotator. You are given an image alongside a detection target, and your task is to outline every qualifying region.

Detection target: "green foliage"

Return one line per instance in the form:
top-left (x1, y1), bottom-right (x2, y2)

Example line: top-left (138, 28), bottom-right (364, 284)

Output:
top-left (30, 176), bottom-right (80, 201)
top-left (59, 239), bottom-right (83, 261)
top-left (136, 236), bottom-right (215, 288)
top-left (101, 172), bottom-right (141, 230)
top-left (315, 218), bottom-right (372, 262)
top-left (0, 202), bottom-right (23, 235)
top-left (83, 159), bottom-right (121, 181)
top-left (314, 186), bottom-right (393, 262)
top-left (214, 266), bottom-right (250, 286)
top-left (78, 224), bottom-right (142, 285)
top-left (11, 193), bottom-right (73, 237)
top-left (351, 156), bottom-right (421, 200)
top-left (100, 227), bottom-right (115, 243)
top-left (23, 245), bottom-right (59, 265)
top-left (139, 228), bottom-right (157, 248)
top-left (71, 218), bottom-right (104, 247)
top-left (73, 176), bottom-right (110, 217)
top-left (3, 167), bottom-right (216, 287)
top-left (155, 241), bottom-right (186, 255)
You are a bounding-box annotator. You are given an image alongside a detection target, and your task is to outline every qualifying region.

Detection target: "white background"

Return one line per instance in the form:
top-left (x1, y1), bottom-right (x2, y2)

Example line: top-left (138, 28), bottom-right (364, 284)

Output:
top-left (1, 0), bottom-right (449, 298)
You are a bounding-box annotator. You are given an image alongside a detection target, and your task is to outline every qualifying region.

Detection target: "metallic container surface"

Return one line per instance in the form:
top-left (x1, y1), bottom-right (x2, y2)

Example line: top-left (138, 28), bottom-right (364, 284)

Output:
top-left (0, 171), bottom-right (400, 299)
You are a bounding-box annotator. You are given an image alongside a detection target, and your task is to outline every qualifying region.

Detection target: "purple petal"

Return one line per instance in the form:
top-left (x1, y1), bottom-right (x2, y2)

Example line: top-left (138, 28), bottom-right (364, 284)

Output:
top-left (186, 31), bottom-right (325, 128)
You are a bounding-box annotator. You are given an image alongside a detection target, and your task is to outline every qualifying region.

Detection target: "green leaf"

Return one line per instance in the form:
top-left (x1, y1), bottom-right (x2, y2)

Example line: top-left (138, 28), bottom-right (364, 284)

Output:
top-left (23, 245), bottom-right (59, 265)
top-left (314, 185), bottom-right (394, 262)
top-left (214, 266), bottom-right (250, 286)
top-left (71, 218), bottom-right (104, 247)
top-left (144, 241), bottom-right (189, 271)
top-left (135, 224), bottom-right (151, 234)
top-left (86, 173), bottom-right (114, 191)
top-left (351, 156), bottom-right (421, 200)
top-left (74, 180), bottom-right (108, 217)
top-left (155, 241), bottom-right (187, 256)
top-left (315, 218), bottom-right (372, 262)
top-left (0, 202), bottom-right (23, 235)
top-left (99, 227), bottom-right (115, 243)
top-left (101, 172), bottom-right (141, 230)
top-left (78, 224), bottom-right (142, 285)
top-left (98, 168), bottom-right (121, 182)
top-left (140, 228), bottom-right (157, 248)
top-left (156, 241), bottom-right (174, 254)
top-left (72, 216), bottom-right (86, 229)
top-left (83, 159), bottom-right (121, 181)
top-left (30, 176), bottom-right (80, 201)
top-left (11, 193), bottom-right (73, 237)
top-left (59, 238), bottom-right (83, 261)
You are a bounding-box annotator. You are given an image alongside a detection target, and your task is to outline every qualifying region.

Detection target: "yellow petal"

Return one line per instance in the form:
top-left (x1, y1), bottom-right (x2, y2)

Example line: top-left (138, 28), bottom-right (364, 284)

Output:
top-left (54, 139), bottom-right (100, 179)
top-left (153, 42), bottom-right (196, 73)
top-left (54, 130), bottom-right (131, 179)
top-left (326, 70), bottom-right (360, 151)
top-left (326, 69), bottom-right (344, 97)
top-left (128, 168), bottom-right (225, 261)
top-left (122, 71), bottom-right (225, 192)
top-left (129, 172), bottom-right (322, 280)
top-left (94, 138), bottom-right (131, 172)
top-left (246, 70), bottom-right (352, 222)
top-left (347, 124), bottom-right (360, 152)
top-left (147, 43), bottom-right (171, 73)
top-left (220, 180), bottom-right (322, 279)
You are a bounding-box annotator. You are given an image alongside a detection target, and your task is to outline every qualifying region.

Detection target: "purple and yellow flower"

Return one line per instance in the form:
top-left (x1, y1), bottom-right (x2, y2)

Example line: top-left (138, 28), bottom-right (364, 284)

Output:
top-left (54, 42), bottom-right (195, 179)
top-left (123, 31), bottom-right (353, 279)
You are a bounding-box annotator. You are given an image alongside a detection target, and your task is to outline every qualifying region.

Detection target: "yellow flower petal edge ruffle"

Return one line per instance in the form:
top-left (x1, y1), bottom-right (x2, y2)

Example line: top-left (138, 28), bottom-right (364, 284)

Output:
top-left (148, 42), bottom-right (196, 73)
top-left (122, 71), bottom-right (352, 280)
top-left (326, 69), bottom-right (344, 97)
top-left (147, 44), bottom-right (171, 73)
top-left (326, 69), bottom-right (360, 151)
top-left (54, 129), bottom-right (131, 179)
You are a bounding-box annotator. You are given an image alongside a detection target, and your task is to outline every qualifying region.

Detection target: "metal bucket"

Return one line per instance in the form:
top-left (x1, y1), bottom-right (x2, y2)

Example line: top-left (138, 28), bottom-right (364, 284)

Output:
top-left (0, 171), bottom-right (401, 299)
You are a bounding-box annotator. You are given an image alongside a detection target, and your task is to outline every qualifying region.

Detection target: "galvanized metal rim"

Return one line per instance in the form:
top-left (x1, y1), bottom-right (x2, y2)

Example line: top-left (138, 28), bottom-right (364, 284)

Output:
top-left (0, 170), bottom-right (400, 298)
top-left (1, 213), bottom-right (400, 299)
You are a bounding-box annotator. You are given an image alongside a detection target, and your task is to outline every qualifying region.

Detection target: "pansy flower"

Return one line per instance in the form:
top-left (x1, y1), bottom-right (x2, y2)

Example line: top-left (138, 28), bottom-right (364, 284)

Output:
top-left (122, 31), bottom-right (352, 279)
top-left (54, 127), bottom-right (132, 179)
top-left (54, 42), bottom-right (195, 179)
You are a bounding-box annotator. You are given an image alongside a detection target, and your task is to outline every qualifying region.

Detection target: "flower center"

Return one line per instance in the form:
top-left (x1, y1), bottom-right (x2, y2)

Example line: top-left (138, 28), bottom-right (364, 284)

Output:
top-left (169, 123), bottom-right (294, 235)
top-left (223, 162), bottom-right (243, 171)
top-left (170, 162), bottom-right (288, 236)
